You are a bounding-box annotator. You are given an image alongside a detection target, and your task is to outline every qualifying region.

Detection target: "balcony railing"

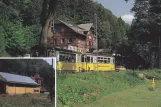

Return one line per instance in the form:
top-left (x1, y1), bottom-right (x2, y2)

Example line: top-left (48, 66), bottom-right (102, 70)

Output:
top-left (88, 45), bottom-right (96, 49)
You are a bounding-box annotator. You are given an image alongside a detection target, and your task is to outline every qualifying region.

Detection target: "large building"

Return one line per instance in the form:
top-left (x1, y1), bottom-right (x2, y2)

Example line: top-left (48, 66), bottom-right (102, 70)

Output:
top-left (0, 72), bottom-right (40, 95)
top-left (47, 19), bottom-right (96, 55)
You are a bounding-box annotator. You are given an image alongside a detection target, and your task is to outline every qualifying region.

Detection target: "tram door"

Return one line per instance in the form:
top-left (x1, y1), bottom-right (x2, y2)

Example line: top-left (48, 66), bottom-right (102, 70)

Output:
top-left (76, 53), bottom-right (81, 72)
top-left (87, 55), bottom-right (94, 71)
top-left (85, 55), bottom-right (94, 71)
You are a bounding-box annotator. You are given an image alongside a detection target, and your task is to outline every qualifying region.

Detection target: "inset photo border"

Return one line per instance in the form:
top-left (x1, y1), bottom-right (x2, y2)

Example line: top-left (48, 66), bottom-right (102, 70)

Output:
top-left (0, 57), bottom-right (56, 107)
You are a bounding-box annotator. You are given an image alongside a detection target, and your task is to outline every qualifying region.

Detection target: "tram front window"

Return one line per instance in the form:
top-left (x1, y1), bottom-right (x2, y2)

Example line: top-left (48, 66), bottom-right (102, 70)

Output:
top-left (59, 52), bottom-right (76, 62)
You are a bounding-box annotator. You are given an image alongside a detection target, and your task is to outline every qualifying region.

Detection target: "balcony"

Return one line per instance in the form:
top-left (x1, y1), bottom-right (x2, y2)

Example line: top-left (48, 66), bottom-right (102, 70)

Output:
top-left (88, 45), bottom-right (96, 49)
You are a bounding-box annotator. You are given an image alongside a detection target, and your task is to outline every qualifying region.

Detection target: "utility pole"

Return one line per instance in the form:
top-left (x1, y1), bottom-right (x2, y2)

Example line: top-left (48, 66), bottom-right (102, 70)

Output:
top-left (95, 13), bottom-right (98, 52)
top-left (159, 36), bottom-right (161, 68)
top-left (50, 58), bottom-right (55, 103)
top-left (95, 13), bottom-right (98, 71)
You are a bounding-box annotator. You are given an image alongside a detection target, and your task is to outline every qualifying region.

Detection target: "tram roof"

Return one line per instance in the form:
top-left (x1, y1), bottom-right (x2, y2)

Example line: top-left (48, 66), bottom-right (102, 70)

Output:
top-left (80, 53), bottom-right (114, 57)
top-left (55, 48), bottom-right (82, 54)
top-left (53, 48), bottom-right (114, 57)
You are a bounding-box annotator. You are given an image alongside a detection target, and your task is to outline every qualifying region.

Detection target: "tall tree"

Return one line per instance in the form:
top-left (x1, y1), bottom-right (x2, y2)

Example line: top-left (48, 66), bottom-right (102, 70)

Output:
top-left (39, 0), bottom-right (58, 56)
top-left (129, 0), bottom-right (152, 65)
top-left (148, 0), bottom-right (161, 68)
top-left (127, 0), bottom-right (161, 68)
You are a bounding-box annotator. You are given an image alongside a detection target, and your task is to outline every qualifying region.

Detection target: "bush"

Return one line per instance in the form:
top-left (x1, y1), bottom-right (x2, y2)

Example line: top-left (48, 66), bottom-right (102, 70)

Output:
top-left (0, 94), bottom-right (54, 107)
top-left (135, 69), bottom-right (161, 80)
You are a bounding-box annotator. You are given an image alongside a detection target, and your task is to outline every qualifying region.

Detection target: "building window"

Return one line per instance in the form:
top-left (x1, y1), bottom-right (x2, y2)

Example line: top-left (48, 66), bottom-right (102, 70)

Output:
top-left (61, 28), bottom-right (64, 32)
top-left (89, 41), bottom-right (91, 47)
top-left (34, 90), bottom-right (39, 92)
top-left (68, 38), bottom-right (72, 43)
top-left (61, 38), bottom-right (65, 43)
top-left (54, 39), bottom-right (57, 45)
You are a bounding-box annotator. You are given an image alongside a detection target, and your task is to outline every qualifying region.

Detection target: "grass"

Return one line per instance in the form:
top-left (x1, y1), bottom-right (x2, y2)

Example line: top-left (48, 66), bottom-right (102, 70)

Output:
top-left (0, 94), bottom-right (55, 107)
top-left (57, 71), bottom-right (145, 107)
top-left (77, 80), bottom-right (161, 107)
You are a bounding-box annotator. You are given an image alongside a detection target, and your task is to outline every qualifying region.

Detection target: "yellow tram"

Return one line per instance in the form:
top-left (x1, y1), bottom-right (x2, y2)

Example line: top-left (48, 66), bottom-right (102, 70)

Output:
top-left (55, 50), bottom-right (115, 72)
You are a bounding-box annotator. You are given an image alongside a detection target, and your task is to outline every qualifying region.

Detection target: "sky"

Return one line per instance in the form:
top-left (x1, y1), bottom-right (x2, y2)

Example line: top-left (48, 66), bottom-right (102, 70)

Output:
top-left (96, 0), bottom-right (135, 24)
top-left (42, 58), bottom-right (56, 70)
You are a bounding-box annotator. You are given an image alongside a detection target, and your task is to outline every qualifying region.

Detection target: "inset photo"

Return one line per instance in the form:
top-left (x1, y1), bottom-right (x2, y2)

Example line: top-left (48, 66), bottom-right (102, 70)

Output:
top-left (0, 57), bottom-right (56, 107)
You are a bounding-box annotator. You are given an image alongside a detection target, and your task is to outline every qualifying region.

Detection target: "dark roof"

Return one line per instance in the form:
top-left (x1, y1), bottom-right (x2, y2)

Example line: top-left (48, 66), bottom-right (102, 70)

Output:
top-left (77, 23), bottom-right (94, 31)
top-left (0, 72), bottom-right (38, 86)
top-left (55, 19), bottom-right (85, 36)
top-left (55, 19), bottom-right (94, 36)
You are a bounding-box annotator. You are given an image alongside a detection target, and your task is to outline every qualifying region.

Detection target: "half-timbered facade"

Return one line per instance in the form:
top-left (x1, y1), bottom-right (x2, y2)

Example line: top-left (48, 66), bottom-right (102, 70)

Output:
top-left (48, 19), bottom-right (96, 54)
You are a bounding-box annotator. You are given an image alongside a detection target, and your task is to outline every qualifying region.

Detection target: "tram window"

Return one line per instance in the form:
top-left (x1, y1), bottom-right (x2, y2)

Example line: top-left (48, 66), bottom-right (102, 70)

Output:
top-left (65, 56), bottom-right (68, 62)
top-left (72, 56), bottom-right (76, 62)
top-left (91, 57), bottom-right (93, 63)
top-left (59, 55), bottom-right (61, 61)
top-left (59, 52), bottom-right (76, 62)
top-left (104, 58), bottom-right (107, 63)
top-left (87, 56), bottom-right (90, 63)
top-left (97, 57), bottom-right (99, 63)
top-left (81, 55), bottom-right (84, 62)
top-left (108, 58), bottom-right (110, 63)
top-left (85, 57), bottom-right (87, 62)
top-left (100, 57), bottom-right (103, 63)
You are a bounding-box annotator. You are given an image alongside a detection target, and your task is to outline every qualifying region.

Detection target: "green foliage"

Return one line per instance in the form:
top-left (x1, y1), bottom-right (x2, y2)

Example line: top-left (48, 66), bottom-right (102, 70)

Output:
top-left (0, 0), bottom-right (130, 56)
top-left (0, 25), bottom-right (7, 55)
top-left (56, 0), bottom-right (130, 50)
top-left (130, 0), bottom-right (161, 67)
top-left (0, 0), bottom-right (42, 56)
top-left (57, 71), bottom-right (145, 107)
top-left (1, 20), bottom-right (40, 56)
top-left (135, 69), bottom-right (161, 80)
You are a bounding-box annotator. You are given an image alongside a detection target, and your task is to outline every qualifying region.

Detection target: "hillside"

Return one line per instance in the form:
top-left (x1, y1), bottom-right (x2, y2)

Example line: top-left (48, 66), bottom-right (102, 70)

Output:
top-left (0, 0), bottom-right (129, 56)
top-left (56, 0), bottom-right (130, 50)
top-left (57, 70), bottom-right (161, 107)
top-left (57, 71), bottom-right (145, 107)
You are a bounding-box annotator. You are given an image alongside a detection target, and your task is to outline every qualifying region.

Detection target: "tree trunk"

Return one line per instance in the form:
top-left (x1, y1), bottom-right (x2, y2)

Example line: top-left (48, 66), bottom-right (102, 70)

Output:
top-left (40, 17), bottom-right (53, 56)
top-left (158, 36), bottom-right (161, 68)
top-left (39, 0), bottom-right (58, 56)
top-left (150, 52), bottom-right (155, 69)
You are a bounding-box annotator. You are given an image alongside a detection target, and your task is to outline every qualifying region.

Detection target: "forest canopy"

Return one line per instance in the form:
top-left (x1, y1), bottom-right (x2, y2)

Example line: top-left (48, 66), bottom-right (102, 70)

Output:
top-left (0, 0), bottom-right (130, 56)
